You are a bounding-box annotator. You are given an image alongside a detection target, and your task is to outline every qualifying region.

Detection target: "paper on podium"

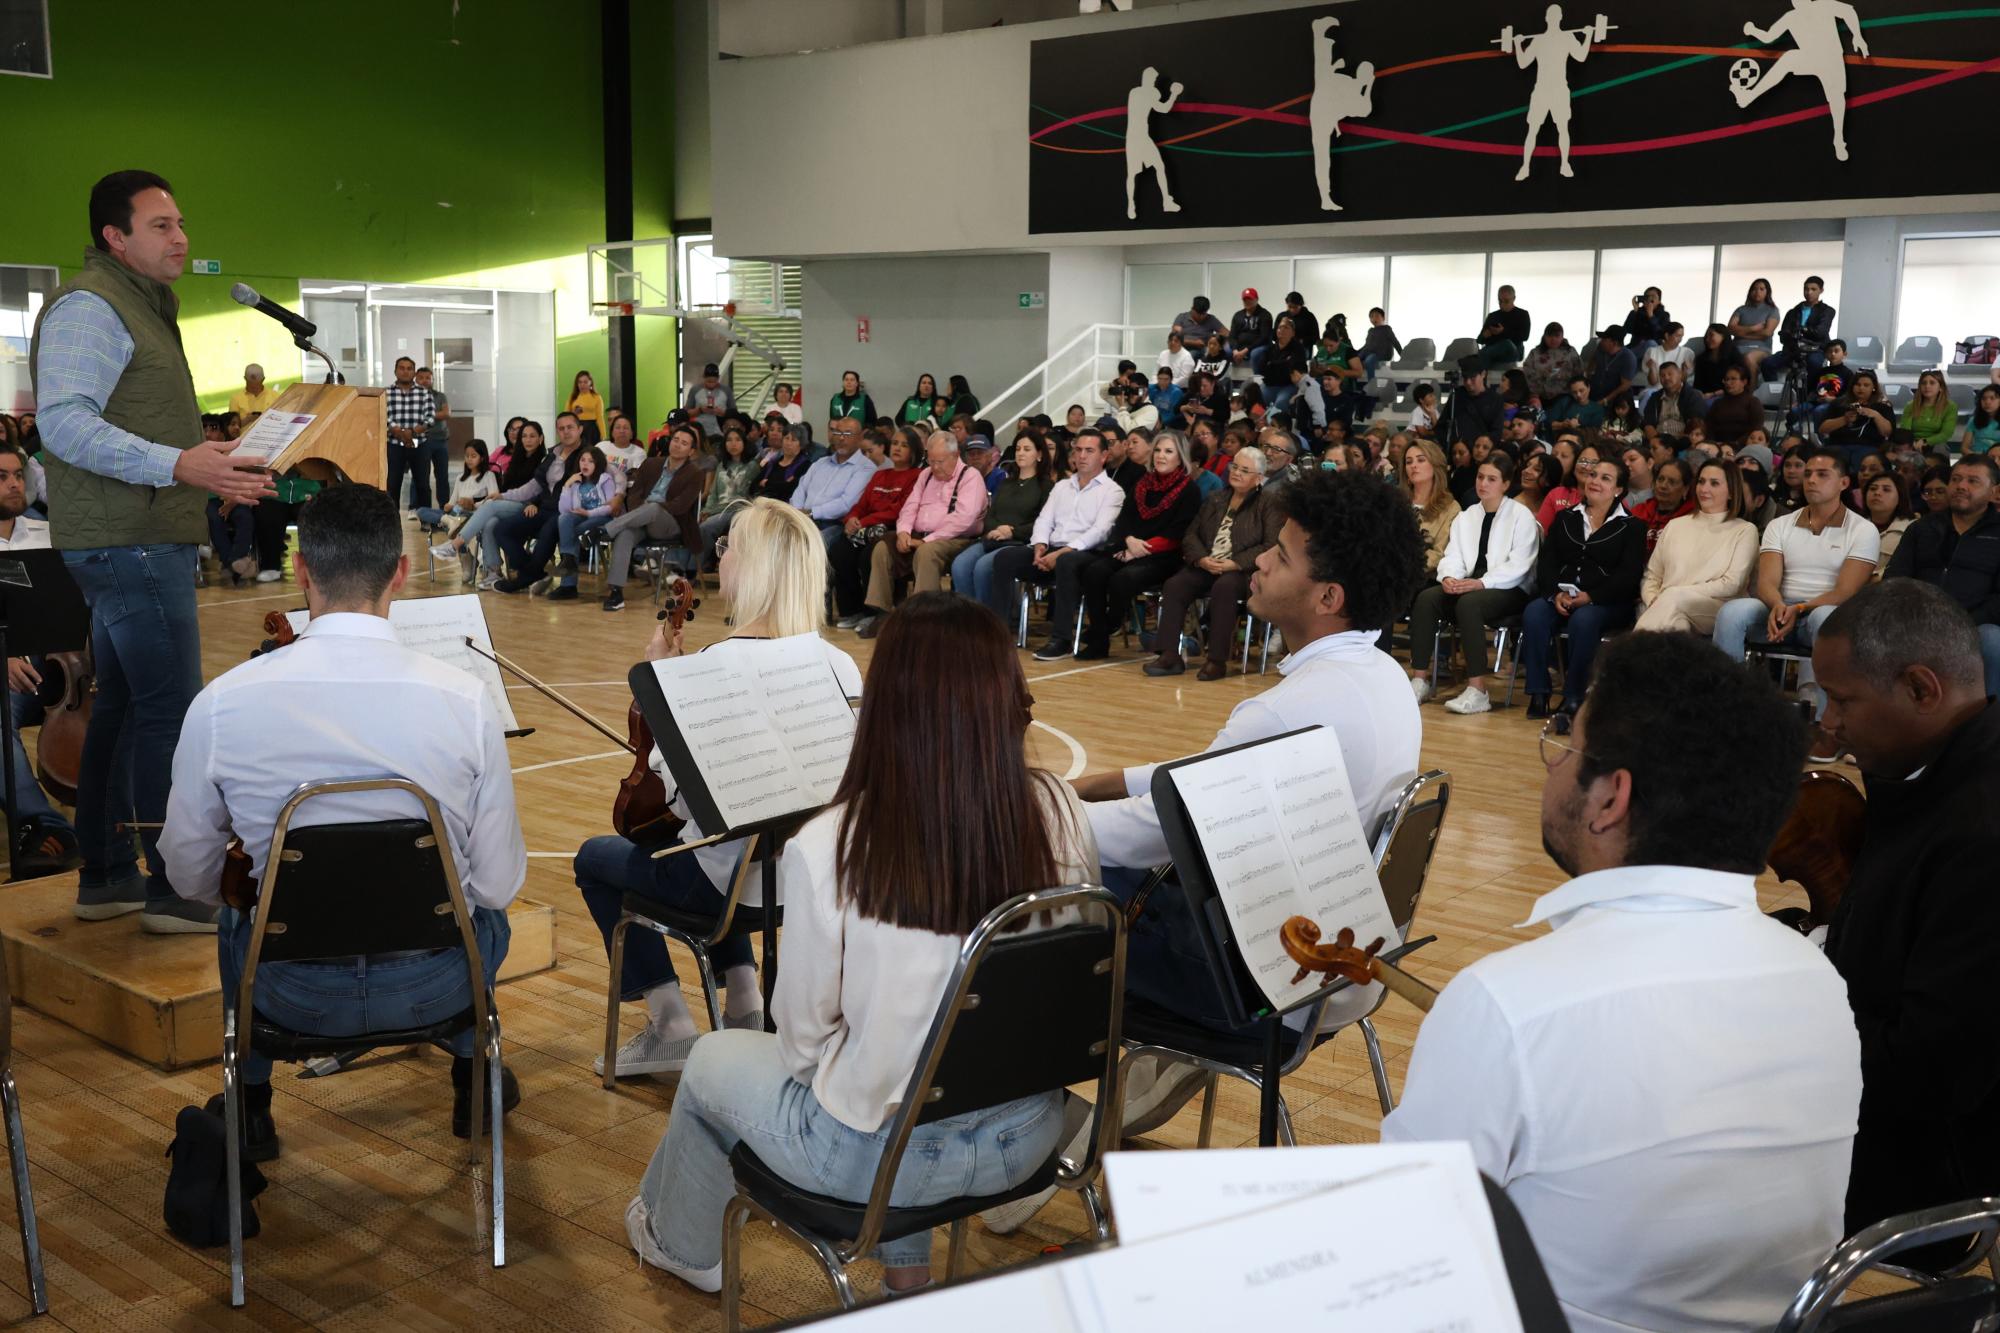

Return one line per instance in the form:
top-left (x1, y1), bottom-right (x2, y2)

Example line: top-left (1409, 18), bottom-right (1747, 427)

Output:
top-left (645, 631), bottom-right (855, 827)
top-left (1165, 727), bottom-right (1397, 1011)
top-left (284, 595), bottom-right (518, 731)
top-left (1077, 1145), bottom-right (1524, 1332)
top-left (230, 410), bottom-right (317, 467)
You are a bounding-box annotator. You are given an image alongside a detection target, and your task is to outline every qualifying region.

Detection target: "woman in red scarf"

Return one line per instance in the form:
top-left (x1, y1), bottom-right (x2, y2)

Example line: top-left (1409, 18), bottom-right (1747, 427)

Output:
top-left (1074, 430), bottom-right (1204, 659)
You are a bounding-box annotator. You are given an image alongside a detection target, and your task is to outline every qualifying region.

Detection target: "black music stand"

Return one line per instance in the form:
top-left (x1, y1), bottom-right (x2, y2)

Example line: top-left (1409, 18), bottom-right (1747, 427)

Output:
top-left (1149, 726), bottom-right (1422, 1145)
top-left (0, 552), bottom-right (91, 883)
top-left (628, 658), bottom-right (853, 1027)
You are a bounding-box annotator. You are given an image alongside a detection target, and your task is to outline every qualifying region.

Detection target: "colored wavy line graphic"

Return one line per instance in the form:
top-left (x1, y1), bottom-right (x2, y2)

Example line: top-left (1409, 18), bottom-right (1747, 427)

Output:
top-left (1029, 8), bottom-right (2000, 160)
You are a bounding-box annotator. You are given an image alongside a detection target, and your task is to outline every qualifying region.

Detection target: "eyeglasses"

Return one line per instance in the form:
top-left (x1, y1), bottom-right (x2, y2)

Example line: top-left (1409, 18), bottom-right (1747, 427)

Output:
top-left (714, 534), bottom-right (730, 557)
top-left (1538, 713), bottom-right (1584, 770)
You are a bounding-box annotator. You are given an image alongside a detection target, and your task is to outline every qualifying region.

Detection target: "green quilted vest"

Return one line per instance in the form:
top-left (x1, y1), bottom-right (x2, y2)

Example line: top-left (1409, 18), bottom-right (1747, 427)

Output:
top-left (28, 249), bottom-right (207, 549)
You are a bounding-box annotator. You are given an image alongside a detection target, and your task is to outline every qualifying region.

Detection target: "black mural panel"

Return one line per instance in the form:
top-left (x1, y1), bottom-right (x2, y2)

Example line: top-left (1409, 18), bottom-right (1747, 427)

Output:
top-left (1027, 1), bottom-right (2000, 234)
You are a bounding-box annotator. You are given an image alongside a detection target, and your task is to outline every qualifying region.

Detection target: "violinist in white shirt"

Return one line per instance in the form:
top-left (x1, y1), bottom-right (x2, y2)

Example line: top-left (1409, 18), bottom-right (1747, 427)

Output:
top-left (1384, 631), bottom-right (1860, 1333)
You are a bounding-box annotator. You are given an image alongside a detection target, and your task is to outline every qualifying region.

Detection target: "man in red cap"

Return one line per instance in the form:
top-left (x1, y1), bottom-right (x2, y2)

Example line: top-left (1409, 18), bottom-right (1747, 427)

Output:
top-left (1229, 288), bottom-right (1274, 380)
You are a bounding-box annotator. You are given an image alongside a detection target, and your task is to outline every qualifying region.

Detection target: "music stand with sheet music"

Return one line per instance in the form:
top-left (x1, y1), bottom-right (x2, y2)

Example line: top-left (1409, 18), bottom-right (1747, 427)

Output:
top-left (628, 653), bottom-right (857, 1025)
top-left (1149, 725), bottom-right (1425, 1145)
top-left (0, 551), bottom-right (91, 882)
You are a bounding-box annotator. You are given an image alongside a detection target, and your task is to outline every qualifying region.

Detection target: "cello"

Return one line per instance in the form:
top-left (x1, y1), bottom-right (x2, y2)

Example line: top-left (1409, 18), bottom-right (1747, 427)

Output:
top-left (1278, 919), bottom-right (1440, 1013)
top-left (1766, 768), bottom-right (1865, 931)
top-left (32, 647), bottom-right (92, 806)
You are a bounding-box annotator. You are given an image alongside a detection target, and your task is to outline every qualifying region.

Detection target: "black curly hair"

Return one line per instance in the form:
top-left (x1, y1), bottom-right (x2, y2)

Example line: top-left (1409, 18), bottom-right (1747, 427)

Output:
top-left (1575, 632), bottom-right (1805, 873)
top-left (1274, 469), bottom-right (1424, 633)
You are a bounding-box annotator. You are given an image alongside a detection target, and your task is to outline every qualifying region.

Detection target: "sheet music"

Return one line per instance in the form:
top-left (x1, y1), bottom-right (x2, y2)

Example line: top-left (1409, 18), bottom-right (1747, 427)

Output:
top-left (1064, 1159), bottom-right (1524, 1333)
top-left (774, 1263), bottom-right (1081, 1331)
top-left (1165, 727), bottom-right (1396, 1012)
top-left (647, 632), bottom-right (855, 827)
top-left (284, 595), bottom-right (518, 731)
top-left (229, 409), bottom-right (315, 466)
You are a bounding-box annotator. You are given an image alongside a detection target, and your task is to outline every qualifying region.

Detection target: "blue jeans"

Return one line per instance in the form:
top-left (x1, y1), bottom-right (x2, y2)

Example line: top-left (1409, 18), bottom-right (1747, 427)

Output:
top-left (496, 507), bottom-right (560, 582)
top-left (1981, 624), bottom-right (2000, 701)
top-left (574, 834), bottom-right (753, 999)
top-left (1519, 594), bottom-right (1636, 707)
top-left (457, 500), bottom-right (524, 572)
top-left (557, 512), bottom-right (612, 588)
top-left (7, 688), bottom-right (72, 834)
top-left (205, 498), bottom-right (253, 565)
top-left (218, 904), bottom-right (510, 1083)
top-left (61, 545), bottom-right (201, 905)
top-left (950, 539), bottom-right (1021, 605)
top-left (1713, 597), bottom-right (1836, 714)
top-left (637, 1029), bottom-right (1065, 1270)
top-left (1265, 383), bottom-right (1296, 415)
top-left (1476, 339), bottom-right (1524, 369)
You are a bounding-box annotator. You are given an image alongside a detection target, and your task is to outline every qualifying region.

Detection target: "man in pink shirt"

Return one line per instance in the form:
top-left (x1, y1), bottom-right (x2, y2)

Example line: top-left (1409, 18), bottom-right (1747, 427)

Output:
top-left (858, 431), bottom-right (988, 638)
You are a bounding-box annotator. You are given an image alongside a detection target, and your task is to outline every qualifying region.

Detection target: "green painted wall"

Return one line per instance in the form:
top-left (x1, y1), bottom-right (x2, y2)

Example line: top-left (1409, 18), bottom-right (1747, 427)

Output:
top-left (1, 0), bottom-right (677, 426)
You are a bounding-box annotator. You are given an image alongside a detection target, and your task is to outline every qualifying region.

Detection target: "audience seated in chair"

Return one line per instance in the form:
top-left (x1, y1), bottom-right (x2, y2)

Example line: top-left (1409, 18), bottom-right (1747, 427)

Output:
top-left (788, 416), bottom-right (878, 551)
top-left (1407, 452), bottom-right (1541, 716)
top-left (1388, 440), bottom-right (1461, 646)
top-left (849, 430), bottom-right (988, 640)
top-left (986, 430), bottom-right (1123, 652)
top-left (624, 593), bottom-right (1094, 1296)
top-left (1145, 446), bottom-right (1273, 681)
top-left (542, 445), bottom-right (623, 600)
top-left (830, 427), bottom-right (922, 630)
top-left (577, 500), bottom-right (863, 1082)
top-left (1385, 632), bottom-right (1859, 1333)
top-left (1635, 458), bottom-right (1759, 636)
top-left (694, 427), bottom-right (763, 577)
top-left (1519, 457), bottom-right (1646, 719)
top-left (1071, 430), bottom-right (1203, 663)
top-left (431, 418), bottom-right (546, 588)
top-left (159, 484), bottom-right (529, 1156)
top-left (598, 425), bottom-right (703, 614)
top-left (950, 431), bottom-right (1057, 610)
top-left (0, 446), bottom-right (78, 876)
top-left (1881, 453), bottom-right (2000, 697)
top-left (492, 413), bottom-right (586, 594)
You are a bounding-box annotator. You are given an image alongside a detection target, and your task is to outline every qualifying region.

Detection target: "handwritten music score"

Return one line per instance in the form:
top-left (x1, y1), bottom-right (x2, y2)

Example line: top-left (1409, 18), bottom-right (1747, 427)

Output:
top-left (284, 594), bottom-right (519, 730)
top-left (1166, 728), bottom-right (1396, 1012)
top-left (647, 632), bottom-right (855, 827)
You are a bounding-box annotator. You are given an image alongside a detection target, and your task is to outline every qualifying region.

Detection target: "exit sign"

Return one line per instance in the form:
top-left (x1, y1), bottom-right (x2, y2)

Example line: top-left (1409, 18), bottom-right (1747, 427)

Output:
top-left (190, 259), bottom-right (221, 275)
top-left (1017, 291), bottom-right (1045, 309)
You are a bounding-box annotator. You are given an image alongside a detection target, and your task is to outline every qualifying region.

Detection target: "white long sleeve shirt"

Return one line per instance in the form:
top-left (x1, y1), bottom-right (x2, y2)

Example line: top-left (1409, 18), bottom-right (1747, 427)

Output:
top-left (1030, 471), bottom-right (1124, 552)
top-left (773, 776), bottom-right (1098, 1132)
top-left (1087, 629), bottom-right (1422, 870)
top-left (1383, 864), bottom-right (1861, 1333)
top-left (161, 613), bottom-right (526, 911)
top-left (1436, 498), bottom-right (1541, 591)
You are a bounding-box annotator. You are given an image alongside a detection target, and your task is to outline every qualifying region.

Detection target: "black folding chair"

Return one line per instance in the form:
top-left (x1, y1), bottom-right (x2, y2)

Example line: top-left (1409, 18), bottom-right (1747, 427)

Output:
top-left (1775, 1198), bottom-right (2000, 1331)
top-left (1120, 770), bottom-right (1450, 1146)
top-left (0, 950), bottom-right (46, 1316)
top-left (719, 885), bottom-right (1126, 1328)
top-left (221, 778), bottom-right (506, 1307)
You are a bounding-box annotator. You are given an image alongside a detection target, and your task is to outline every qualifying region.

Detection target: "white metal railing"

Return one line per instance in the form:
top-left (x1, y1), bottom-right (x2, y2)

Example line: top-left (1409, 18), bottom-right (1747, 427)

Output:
top-left (983, 323), bottom-right (1171, 435)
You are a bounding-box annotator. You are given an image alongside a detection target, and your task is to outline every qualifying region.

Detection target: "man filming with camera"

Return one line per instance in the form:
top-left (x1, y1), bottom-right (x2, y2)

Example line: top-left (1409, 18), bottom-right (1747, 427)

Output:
top-left (1764, 275), bottom-right (1835, 384)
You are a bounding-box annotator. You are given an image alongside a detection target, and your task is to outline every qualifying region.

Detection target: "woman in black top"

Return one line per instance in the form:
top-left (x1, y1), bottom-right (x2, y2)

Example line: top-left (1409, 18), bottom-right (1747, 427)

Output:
top-left (1261, 318), bottom-right (1310, 414)
top-left (1690, 324), bottom-right (1742, 398)
top-left (1074, 430), bottom-right (1203, 660)
top-left (754, 425), bottom-right (812, 503)
top-left (949, 433), bottom-right (1055, 605)
top-left (1518, 455), bottom-right (1647, 718)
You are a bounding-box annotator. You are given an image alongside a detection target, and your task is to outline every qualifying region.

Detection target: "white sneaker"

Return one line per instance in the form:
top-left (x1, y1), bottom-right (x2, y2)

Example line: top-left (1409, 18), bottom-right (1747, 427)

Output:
top-left (1410, 676), bottom-right (1432, 704)
top-left (593, 1024), bottom-right (699, 1078)
top-left (835, 614), bottom-right (865, 631)
top-left (529, 574), bottom-right (556, 596)
top-left (428, 539), bottom-right (458, 558)
top-left (1444, 686), bottom-right (1492, 715)
top-left (1118, 1057), bottom-right (1210, 1137)
top-left (476, 573), bottom-right (501, 591)
top-left (255, 569), bottom-right (281, 583)
top-left (625, 1197), bottom-right (722, 1292)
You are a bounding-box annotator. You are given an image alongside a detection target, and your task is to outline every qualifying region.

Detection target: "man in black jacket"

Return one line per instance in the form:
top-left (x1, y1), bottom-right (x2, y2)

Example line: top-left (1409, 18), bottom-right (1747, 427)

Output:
top-left (1476, 285), bottom-right (1532, 369)
top-left (1228, 287), bottom-right (1274, 378)
top-left (1450, 362), bottom-right (1506, 446)
top-left (1884, 453), bottom-right (2000, 698)
top-left (1765, 275), bottom-right (1836, 383)
top-left (1815, 580), bottom-right (2000, 1261)
top-left (1279, 291), bottom-right (1320, 351)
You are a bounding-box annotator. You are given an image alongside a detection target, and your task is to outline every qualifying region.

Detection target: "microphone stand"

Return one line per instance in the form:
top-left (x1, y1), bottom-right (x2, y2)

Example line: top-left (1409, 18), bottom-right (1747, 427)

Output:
top-left (296, 335), bottom-right (344, 385)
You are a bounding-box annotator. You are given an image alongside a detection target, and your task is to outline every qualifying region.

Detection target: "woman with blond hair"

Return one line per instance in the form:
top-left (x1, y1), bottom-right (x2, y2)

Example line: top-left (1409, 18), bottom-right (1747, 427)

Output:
top-left (575, 498), bottom-right (862, 1081)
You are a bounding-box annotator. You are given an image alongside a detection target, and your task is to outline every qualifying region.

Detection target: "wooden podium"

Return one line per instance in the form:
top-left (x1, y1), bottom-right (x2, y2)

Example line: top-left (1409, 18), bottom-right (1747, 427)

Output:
top-left (257, 382), bottom-right (388, 490)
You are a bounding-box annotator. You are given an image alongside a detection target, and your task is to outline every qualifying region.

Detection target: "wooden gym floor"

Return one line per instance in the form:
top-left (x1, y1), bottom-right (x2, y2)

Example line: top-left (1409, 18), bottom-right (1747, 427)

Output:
top-left (0, 523), bottom-right (1818, 1331)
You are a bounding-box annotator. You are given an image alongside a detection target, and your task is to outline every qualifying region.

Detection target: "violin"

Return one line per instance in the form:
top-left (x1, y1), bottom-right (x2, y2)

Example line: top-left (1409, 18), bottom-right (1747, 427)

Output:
top-left (1766, 768), bottom-right (1865, 931)
top-left (614, 577), bottom-right (699, 847)
top-left (32, 647), bottom-right (92, 807)
top-left (215, 612), bottom-right (300, 910)
top-left (1278, 918), bottom-right (1439, 1013)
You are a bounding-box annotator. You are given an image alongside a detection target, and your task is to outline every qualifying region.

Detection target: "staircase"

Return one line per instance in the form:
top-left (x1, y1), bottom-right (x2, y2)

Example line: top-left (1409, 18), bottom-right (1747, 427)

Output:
top-left (981, 324), bottom-right (1170, 437)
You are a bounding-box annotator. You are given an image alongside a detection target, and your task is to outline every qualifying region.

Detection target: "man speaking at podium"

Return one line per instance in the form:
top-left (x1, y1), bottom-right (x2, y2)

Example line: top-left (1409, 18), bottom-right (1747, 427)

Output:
top-left (30, 170), bottom-right (274, 932)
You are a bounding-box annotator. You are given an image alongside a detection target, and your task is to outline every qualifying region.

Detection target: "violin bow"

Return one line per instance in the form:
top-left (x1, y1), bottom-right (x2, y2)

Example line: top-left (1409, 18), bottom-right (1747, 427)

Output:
top-left (461, 637), bottom-right (634, 754)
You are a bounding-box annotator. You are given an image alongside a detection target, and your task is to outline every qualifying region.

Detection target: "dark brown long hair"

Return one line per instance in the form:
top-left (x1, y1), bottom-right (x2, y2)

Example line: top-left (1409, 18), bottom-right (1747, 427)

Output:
top-left (834, 593), bottom-right (1065, 934)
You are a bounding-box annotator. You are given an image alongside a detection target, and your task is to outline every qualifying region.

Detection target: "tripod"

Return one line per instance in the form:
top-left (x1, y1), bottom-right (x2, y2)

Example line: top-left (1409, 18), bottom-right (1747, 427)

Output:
top-left (1774, 340), bottom-right (1825, 441)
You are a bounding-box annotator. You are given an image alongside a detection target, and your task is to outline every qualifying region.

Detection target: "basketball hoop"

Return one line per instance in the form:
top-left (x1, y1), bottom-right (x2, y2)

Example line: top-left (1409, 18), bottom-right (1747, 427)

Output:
top-left (591, 300), bottom-right (635, 320)
top-left (723, 301), bottom-right (737, 318)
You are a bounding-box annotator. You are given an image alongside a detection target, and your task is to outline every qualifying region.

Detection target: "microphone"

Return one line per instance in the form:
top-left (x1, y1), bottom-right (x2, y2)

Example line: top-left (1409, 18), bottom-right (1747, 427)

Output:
top-left (230, 282), bottom-right (317, 340)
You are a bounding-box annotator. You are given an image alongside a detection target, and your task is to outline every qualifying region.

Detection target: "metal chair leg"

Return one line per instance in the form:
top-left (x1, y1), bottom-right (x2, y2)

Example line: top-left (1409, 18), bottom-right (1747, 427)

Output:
top-left (223, 1010), bottom-right (246, 1308)
top-left (1016, 588), bottom-right (1030, 648)
top-left (682, 935), bottom-right (723, 1033)
top-left (944, 1216), bottom-right (967, 1280)
top-left (1496, 627), bottom-right (1518, 708)
top-left (721, 1195), bottom-right (752, 1333)
top-left (487, 1015), bottom-right (506, 1267)
top-left (1, 1069), bottom-right (45, 1315)
top-left (1082, 1182), bottom-right (1113, 1242)
top-left (1360, 1016), bottom-right (1395, 1115)
top-left (468, 1035), bottom-right (486, 1165)
top-left (603, 913), bottom-right (633, 1089)
top-left (1195, 1073), bottom-right (1220, 1149)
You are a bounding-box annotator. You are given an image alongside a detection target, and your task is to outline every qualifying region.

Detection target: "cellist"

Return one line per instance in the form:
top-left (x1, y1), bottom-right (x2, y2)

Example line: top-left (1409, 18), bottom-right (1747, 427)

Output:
top-left (0, 442), bottom-right (80, 874)
top-left (575, 499), bottom-right (860, 1081)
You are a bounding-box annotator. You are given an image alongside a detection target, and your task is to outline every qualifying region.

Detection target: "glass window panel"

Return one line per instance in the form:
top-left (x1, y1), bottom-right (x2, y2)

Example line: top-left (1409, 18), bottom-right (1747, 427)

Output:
top-left (1898, 236), bottom-right (2000, 353)
top-left (1595, 247), bottom-right (1715, 341)
top-left (1126, 263), bottom-right (1203, 337)
top-left (1386, 253), bottom-right (1484, 359)
top-left (1294, 256), bottom-right (1385, 340)
top-left (1715, 242), bottom-right (1843, 343)
top-left (1209, 260), bottom-right (1293, 324)
top-left (1489, 251), bottom-right (1593, 348)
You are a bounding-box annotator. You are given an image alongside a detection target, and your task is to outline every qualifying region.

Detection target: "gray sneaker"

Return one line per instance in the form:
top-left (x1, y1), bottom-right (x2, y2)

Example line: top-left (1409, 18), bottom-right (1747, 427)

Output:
top-left (73, 880), bottom-right (147, 921)
top-left (593, 1024), bottom-right (700, 1078)
top-left (723, 1010), bottom-right (764, 1032)
top-left (140, 898), bottom-right (221, 935)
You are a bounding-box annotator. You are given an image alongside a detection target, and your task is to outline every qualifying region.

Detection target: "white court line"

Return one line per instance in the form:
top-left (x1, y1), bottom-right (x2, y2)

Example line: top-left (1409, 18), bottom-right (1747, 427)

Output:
top-left (1025, 658), bottom-right (1139, 684)
top-left (1030, 720), bottom-right (1088, 780)
top-left (511, 748), bottom-right (626, 775)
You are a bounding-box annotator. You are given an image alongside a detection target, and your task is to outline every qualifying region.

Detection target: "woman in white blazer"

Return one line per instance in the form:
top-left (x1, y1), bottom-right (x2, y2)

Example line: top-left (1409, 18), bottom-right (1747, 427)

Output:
top-left (1405, 453), bottom-right (1542, 715)
top-left (1636, 457), bottom-right (1760, 634)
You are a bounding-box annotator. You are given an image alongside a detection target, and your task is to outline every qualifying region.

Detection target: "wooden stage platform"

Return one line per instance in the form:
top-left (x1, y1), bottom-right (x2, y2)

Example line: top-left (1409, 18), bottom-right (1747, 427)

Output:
top-left (0, 873), bottom-right (556, 1069)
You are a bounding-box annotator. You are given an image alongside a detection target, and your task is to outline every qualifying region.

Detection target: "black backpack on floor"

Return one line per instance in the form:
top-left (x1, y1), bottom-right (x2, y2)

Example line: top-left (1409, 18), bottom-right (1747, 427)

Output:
top-left (163, 1096), bottom-right (267, 1247)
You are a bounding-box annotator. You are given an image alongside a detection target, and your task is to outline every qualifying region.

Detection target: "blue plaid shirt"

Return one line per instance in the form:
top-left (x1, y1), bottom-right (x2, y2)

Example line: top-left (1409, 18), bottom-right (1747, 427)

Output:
top-left (33, 291), bottom-right (183, 488)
